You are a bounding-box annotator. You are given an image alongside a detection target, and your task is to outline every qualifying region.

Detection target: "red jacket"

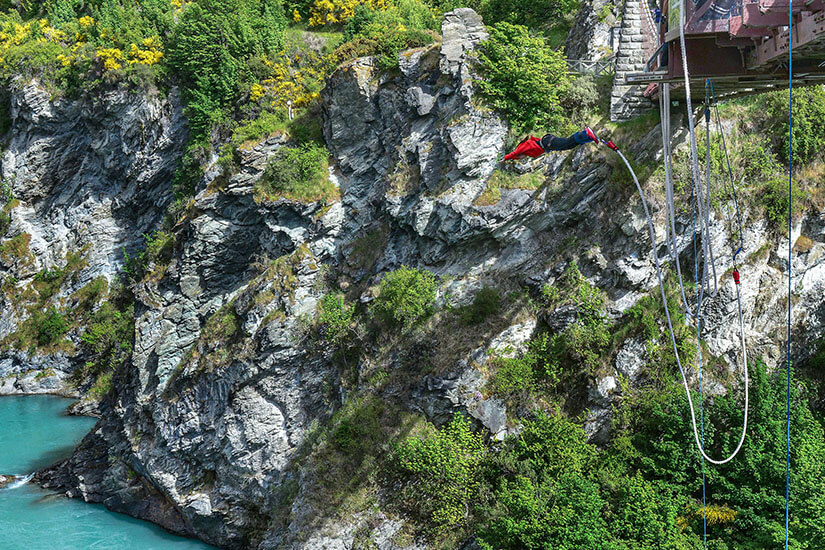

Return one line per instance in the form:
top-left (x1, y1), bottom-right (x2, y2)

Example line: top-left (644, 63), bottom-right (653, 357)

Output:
top-left (504, 136), bottom-right (545, 160)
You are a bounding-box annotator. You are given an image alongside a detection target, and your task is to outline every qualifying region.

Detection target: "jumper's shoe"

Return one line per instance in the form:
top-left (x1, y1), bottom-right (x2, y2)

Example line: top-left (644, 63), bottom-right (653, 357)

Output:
top-left (584, 127), bottom-right (599, 143)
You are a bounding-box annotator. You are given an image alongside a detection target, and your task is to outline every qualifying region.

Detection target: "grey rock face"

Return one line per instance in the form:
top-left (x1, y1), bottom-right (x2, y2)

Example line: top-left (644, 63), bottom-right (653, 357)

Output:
top-left (41, 132), bottom-right (342, 548)
top-left (2, 82), bottom-right (186, 277)
top-left (0, 81), bottom-right (187, 393)
top-left (566, 0), bottom-right (619, 61)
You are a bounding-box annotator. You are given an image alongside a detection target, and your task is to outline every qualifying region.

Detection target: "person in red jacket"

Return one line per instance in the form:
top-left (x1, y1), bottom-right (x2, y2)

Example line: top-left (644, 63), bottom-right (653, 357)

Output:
top-left (503, 127), bottom-right (599, 161)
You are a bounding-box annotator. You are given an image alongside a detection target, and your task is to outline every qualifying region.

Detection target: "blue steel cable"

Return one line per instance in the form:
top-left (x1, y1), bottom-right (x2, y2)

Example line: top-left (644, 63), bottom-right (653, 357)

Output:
top-left (786, 0), bottom-right (793, 546)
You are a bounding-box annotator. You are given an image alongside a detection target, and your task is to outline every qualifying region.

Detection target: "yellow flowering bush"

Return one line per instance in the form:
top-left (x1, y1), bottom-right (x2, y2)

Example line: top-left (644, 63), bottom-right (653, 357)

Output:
top-left (0, 18), bottom-right (67, 70)
top-left (249, 83), bottom-right (266, 102)
top-left (308, 0), bottom-right (387, 26)
top-left (96, 47), bottom-right (124, 71)
top-left (127, 36), bottom-right (164, 65)
top-left (248, 52), bottom-right (325, 110)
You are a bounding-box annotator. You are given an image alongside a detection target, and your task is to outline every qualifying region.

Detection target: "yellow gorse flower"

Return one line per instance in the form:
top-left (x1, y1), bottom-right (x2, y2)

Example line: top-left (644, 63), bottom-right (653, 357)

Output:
top-left (97, 48), bottom-right (124, 71)
top-left (308, 0), bottom-right (387, 27)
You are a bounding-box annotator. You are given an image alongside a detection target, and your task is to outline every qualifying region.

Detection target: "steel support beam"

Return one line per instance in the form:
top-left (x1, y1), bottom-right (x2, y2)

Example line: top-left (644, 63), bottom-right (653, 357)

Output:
top-left (749, 9), bottom-right (825, 67)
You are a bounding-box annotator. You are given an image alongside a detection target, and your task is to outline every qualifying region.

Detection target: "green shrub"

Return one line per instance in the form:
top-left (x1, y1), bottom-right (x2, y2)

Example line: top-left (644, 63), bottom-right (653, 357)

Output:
top-left (79, 300), bottom-right (134, 379)
top-left (609, 361), bottom-right (825, 549)
top-left (481, 0), bottom-right (579, 37)
top-left (202, 305), bottom-right (244, 344)
top-left (87, 371), bottom-right (113, 400)
top-left (490, 334), bottom-right (553, 395)
top-left (36, 307), bottom-right (69, 346)
top-left (168, 0), bottom-right (287, 138)
top-left (458, 286), bottom-right (501, 325)
top-left (145, 230), bottom-right (175, 264)
top-left (477, 411), bottom-right (610, 550)
top-left (73, 276), bottom-right (108, 311)
top-left (339, 0), bottom-right (436, 69)
top-left (759, 176), bottom-right (803, 230)
top-left (371, 266), bottom-right (437, 328)
top-left (258, 143), bottom-right (337, 202)
top-left (542, 262), bottom-right (609, 376)
top-left (393, 413), bottom-right (485, 531)
top-left (736, 138), bottom-right (782, 185)
top-left (231, 110), bottom-right (290, 146)
top-left (476, 22), bottom-right (571, 134)
top-left (0, 232), bottom-right (31, 264)
top-left (330, 396), bottom-right (385, 455)
top-left (758, 86), bottom-right (825, 165)
top-left (318, 292), bottom-right (354, 346)
top-left (561, 74), bottom-right (600, 119)
top-left (33, 266), bottom-right (69, 301)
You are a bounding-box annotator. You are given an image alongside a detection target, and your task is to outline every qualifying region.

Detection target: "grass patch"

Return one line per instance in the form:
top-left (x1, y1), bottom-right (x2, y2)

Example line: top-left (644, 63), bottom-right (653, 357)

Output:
top-left (0, 233), bottom-right (33, 266)
top-left (255, 143), bottom-right (338, 203)
top-left (474, 169), bottom-right (545, 206)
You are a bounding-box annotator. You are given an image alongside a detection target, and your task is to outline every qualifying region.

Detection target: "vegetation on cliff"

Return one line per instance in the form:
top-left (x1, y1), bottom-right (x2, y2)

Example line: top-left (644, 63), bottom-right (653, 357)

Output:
top-left (2, 1), bottom-right (825, 549)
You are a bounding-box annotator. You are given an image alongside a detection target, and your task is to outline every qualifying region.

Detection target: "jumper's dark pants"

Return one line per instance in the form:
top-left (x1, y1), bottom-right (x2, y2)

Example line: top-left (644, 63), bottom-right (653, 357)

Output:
top-left (541, 130), bottom-right (592, 152)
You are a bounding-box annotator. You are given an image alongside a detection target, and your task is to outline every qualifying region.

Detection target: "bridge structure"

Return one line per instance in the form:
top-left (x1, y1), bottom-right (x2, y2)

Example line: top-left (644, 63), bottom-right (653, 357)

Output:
top-left (624, 0), bottom-right (825, 100)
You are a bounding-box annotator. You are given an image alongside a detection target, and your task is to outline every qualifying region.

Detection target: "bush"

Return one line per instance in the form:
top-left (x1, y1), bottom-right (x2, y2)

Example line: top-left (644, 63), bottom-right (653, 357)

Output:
top-left (736, 138), bottom-right (782, 185)
top-left (258, 142), bottom-right (336, 202)
top-left (330, 395), bottom-right (385, 455)
top-left (340, 0), bottom-right (437, 69)
top-left (490, 334), bottom-right (553, 395)
top-left (561, 74), bottom-right (600, 119)
top-left (610, 361), bottom-right (825, 549)
top-left (477, 411), bottom-right (611, 550)
top-left (393, 413), bottom-right (485, 531)
top-left (476, 22), bottom-right (571, 134)
top-left (371, 266), bottom-right (437, 328)
top-left (481, 0), bottom-right (579, 36)
top-left (758, 86), bottom-right (825, 165)
top-left (542, 262), bottom-right (609, 376)
top-left (308, 0), bottom-right (387, 26)
top-left (145, 230), bottom-right (175, 264)
top-left (36, 307), bottom-right (69, 346)
top-left (759, 176), bottom-right (803, 230)
top-left (318, 292), bottom-right (354, 346)
top-left (79, 301), bottom-right (135, 379)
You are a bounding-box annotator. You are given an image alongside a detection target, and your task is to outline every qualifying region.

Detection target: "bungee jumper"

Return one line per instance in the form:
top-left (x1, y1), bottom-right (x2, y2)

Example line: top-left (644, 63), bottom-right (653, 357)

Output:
top-left (503, 127), bottom-right (599, 161)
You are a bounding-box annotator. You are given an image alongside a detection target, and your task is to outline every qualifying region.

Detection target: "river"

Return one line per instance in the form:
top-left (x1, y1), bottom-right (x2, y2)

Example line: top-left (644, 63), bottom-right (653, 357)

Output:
top-left (0, 395), bottom-right (215, 549)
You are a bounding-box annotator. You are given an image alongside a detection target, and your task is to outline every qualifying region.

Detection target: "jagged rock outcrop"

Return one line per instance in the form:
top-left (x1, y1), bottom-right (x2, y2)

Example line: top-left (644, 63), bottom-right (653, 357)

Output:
top-left (0, 81), bottom-right (187, 394)
top-left (30, 9), bottom-right (825, 550)
top-left (566, 0), bottom-right (619, 61)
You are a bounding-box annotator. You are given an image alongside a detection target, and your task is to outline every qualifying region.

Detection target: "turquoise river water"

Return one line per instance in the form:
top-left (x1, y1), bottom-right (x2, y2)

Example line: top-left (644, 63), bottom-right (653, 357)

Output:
top-left (0, 394), bottom-right (214, 549)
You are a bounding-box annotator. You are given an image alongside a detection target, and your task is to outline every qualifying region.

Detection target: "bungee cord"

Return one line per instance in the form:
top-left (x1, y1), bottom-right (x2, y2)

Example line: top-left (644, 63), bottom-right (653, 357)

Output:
top-left (601, 138), bottom-right (749, 467)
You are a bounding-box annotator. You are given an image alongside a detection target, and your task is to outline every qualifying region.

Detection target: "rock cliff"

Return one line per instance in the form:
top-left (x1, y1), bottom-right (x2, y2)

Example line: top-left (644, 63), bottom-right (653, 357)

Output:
top-left (8, 8), bottom-right (825, 550)
top-left (0, 82), bottom-right (186, 395)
